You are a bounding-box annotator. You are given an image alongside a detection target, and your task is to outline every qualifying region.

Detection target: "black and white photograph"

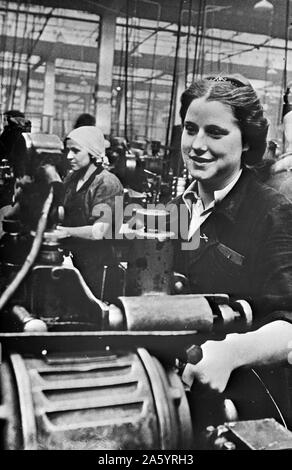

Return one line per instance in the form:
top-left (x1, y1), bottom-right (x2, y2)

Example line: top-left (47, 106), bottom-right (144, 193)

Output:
top-left (0, 0), bottom-right (292, 458)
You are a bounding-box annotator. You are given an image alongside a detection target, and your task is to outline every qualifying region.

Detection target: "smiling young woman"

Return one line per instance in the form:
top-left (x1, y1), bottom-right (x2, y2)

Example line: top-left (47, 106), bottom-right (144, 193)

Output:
top-left (171, 74), bottom-right (292, 402)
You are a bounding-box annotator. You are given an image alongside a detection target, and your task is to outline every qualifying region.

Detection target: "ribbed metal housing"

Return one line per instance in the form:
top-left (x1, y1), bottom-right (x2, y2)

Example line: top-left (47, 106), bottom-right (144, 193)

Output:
top-left (0, 348), bottom-right (193, 450)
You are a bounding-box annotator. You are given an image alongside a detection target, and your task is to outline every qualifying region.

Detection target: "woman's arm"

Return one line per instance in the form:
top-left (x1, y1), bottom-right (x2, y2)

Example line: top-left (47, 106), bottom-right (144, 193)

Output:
top-left (182, 320), bottom-right (292, 392)
top-left (55, 221), bottom-right (110, 240)
top-left (56, 172), bottom-right (124, 241)
top-left (182, 196), bottom-right (292, 393)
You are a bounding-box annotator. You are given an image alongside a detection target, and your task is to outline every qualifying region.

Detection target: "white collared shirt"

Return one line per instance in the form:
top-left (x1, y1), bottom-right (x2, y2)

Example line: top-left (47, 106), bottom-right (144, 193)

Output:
top-left (182, 169), bottom-right (242, 240)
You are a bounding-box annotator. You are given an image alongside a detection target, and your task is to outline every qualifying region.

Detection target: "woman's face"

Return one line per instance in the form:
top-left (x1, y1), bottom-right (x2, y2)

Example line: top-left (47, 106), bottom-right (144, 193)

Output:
top-left (181, 97), bottom-right (244, 190)
top-left (66, 138), bottom-right (91, 170)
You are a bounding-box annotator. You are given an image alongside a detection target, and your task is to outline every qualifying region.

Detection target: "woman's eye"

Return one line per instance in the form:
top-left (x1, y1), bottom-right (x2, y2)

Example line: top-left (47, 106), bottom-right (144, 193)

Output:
top-left (184, 124), bottom-right (197, 134)
top-left (207, 127), bottom-right (227, 138)
top-left (209, 132), bottom-right (222, 139)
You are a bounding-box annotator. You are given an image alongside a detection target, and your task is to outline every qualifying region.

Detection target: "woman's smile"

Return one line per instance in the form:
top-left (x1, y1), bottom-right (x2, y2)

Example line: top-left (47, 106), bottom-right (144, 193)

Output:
top-left (188, 154), bottom-right (217, 164)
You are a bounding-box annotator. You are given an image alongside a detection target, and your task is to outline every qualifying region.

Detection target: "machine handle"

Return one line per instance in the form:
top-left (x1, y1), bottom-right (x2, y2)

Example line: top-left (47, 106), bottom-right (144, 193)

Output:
top-left (186, 344), bottom-right (203, 364)
top-left (10, 305), bottom-right (47, 332)
top-left (176, 344), bottom-right (203, 376)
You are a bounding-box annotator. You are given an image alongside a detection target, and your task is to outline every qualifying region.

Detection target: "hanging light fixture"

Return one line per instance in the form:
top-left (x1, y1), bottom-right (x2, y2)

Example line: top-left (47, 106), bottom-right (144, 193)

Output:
top-left (267, 66), bottom-right (277, 76)
top-left (253, 0), bottom-right (274, 12)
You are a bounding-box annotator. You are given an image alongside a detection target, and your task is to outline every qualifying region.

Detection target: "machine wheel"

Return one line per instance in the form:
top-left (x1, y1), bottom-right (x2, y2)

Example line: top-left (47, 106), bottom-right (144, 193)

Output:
top-left (0, 347), bottom-right (193, 450)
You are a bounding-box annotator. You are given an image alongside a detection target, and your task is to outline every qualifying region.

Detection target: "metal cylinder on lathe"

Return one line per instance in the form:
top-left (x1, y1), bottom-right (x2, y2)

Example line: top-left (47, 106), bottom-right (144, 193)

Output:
top-left (114, 294), bottom-right (214, 331)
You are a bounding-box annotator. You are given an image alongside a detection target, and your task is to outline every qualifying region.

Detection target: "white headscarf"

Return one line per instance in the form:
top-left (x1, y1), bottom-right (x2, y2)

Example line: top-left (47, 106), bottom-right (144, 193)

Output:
top-left (66, 126), bottom-right (106, 163)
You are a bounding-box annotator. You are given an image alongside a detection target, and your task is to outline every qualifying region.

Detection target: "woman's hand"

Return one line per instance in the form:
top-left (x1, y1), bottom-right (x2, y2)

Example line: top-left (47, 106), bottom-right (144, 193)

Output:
top-left (182, 339), bottom-right (236, 393)
top-left (55, 225), bottom-right (71, 239)
top-left (182, 321), bottom-right (292, 394)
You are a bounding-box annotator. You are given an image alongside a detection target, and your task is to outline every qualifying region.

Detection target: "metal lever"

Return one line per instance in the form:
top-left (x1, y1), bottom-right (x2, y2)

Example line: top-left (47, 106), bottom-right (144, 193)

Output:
top-left (176, 344), bottom-right (203, 377)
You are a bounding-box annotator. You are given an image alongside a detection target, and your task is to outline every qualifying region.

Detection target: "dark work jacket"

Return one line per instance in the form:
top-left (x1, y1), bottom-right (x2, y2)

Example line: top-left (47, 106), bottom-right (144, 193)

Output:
top-left (170, 168), bottom-right (292, 326)
top-left (170, 168), bottom-right (292, 426)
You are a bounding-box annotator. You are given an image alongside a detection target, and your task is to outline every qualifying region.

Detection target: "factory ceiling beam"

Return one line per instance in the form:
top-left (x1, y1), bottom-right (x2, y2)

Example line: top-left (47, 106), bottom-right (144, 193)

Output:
top-left (8, 68), bottom-right (171, 93)
top-left (19, 0), bottom-right (291, 41)
top-left (3, 31), bottom-right (290, 64)
top-left (9, 58), bottom-right (290, 97)
top-left (1, 33), bottom-right (290, 84)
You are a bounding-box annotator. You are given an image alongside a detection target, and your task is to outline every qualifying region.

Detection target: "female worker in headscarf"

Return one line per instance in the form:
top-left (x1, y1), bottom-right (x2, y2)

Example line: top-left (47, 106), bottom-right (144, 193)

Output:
top-left (55, 126), bottom-right (124, 298)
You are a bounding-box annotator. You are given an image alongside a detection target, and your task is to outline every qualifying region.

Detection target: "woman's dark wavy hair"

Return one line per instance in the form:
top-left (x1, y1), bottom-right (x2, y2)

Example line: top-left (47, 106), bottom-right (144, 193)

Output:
top-left (179, 75), bottom-right (269, 166)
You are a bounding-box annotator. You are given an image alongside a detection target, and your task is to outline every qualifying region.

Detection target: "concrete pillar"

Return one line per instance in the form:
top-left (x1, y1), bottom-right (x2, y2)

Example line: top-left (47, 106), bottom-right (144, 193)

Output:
top-left (95, 13), bottom-right (116, 135)
top-left (84, 94), bottom-right (91, 114)
top-left (42, 60), bottom-right (55, 133)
